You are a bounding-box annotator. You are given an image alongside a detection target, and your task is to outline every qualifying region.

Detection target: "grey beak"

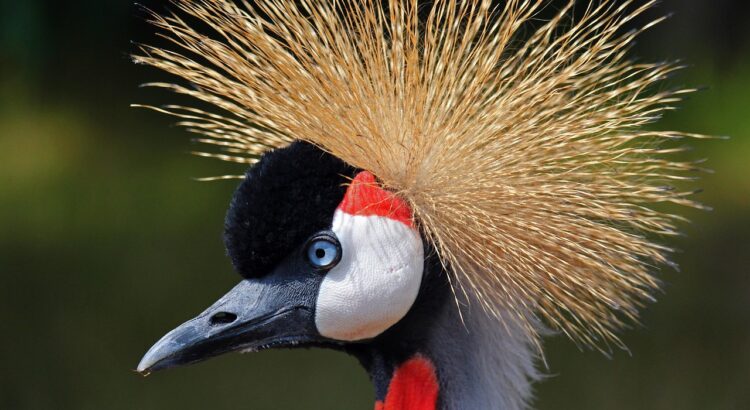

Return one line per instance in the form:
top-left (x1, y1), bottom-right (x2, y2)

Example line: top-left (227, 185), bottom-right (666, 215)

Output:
top-left (137, 278), bottom-right (320, 374)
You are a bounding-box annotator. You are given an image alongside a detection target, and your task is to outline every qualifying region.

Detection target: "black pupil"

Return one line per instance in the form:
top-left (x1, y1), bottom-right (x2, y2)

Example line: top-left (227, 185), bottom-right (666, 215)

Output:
top-left (315, 248), bottom-right (326, 259)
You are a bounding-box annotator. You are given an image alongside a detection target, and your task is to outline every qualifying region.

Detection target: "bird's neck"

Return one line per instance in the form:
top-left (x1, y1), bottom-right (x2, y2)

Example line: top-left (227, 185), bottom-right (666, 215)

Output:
top-left (350, 296), bottom-right (540, 410)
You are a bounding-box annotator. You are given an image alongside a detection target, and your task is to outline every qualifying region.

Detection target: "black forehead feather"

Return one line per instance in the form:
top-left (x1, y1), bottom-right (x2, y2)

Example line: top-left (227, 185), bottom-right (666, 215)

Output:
top-left (224, 141), bottom-right (356, 278)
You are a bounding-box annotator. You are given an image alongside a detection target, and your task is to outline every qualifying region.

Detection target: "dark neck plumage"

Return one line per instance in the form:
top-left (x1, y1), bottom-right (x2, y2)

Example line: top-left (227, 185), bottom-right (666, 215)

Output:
top-left (345, 255), bottom-right (540, 410)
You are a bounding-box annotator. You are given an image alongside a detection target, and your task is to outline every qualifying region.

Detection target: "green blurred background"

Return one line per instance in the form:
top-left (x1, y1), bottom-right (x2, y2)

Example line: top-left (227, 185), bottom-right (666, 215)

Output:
top-left (0, 1), bottom-right (748, 409)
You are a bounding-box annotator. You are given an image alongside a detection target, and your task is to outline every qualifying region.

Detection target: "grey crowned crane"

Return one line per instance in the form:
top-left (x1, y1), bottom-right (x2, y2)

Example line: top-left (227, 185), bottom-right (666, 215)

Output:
top-left (135, 1), bottom-right (710, 409)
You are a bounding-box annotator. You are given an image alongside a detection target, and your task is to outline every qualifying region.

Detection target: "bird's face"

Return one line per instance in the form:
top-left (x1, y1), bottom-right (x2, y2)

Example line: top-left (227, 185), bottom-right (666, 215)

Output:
top-left (138, 142), bottom-right (426, 373)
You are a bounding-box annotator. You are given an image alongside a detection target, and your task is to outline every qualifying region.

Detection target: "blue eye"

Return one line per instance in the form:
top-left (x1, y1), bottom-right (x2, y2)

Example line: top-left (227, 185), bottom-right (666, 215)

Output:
top-left (305, 233), bottom-right (342, 270)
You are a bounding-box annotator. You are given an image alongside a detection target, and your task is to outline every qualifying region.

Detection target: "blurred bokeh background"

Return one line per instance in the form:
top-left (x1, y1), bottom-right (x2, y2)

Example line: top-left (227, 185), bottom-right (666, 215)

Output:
top-left (1, 1), bottom-right (748, 409)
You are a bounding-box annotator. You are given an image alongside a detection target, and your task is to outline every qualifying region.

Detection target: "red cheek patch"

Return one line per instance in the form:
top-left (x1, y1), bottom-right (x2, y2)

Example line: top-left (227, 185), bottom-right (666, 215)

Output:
top-left (338, 171), bottom-right (414, 228)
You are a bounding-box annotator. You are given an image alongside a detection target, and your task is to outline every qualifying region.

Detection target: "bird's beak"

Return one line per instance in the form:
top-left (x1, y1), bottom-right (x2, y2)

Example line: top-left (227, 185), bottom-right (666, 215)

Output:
top-left (137, 277), bottom-right (320, 374)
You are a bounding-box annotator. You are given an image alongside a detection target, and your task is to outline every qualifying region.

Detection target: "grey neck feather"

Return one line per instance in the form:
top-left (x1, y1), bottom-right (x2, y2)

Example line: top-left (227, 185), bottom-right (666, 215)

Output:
top-left (425, 298), bottom-right (541, 410)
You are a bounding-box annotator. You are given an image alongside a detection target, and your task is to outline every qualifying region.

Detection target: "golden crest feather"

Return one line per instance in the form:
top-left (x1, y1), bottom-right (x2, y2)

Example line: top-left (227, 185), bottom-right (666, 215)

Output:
top-left (134, 0), bottom-right (709, 349)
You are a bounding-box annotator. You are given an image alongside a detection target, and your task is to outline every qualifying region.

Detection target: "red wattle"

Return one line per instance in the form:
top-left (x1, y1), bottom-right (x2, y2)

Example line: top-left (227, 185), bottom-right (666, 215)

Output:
top-left (374, 356), bottom-right (439, 410)
top-left (338, 171), bottom-right (414, 228)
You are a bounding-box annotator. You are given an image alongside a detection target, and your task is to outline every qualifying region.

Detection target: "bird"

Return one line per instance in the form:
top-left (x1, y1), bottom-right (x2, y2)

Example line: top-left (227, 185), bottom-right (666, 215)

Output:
top-left (134, 1), bottom-right (710, 409)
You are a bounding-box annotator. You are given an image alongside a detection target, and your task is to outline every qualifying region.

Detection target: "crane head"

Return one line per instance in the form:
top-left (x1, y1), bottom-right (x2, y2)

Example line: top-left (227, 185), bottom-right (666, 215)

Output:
top-left (137, 141), bottom-right (434, 374)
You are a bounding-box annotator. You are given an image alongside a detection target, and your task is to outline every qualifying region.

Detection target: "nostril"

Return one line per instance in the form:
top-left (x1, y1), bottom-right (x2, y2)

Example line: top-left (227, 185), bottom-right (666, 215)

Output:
top-left (209, 312), bottom-right (237, 326)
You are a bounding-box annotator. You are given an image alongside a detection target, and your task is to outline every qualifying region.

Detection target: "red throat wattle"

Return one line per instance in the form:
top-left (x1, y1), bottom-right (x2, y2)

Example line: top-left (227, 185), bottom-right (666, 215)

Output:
top-left (374, 356), bottom-right (439, 410)
top-left (337, 171), bottom-right (414, 228)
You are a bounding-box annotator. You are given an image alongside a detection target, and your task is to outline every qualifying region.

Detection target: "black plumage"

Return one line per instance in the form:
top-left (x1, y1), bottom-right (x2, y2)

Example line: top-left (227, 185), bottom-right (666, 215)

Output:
top-left (224, 141), bottom-right (356, 278)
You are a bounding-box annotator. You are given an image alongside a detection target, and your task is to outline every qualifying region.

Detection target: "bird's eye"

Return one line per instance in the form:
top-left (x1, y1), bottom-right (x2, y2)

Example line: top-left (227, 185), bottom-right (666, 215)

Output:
top-left (304, 232), bottom-right (342, 270)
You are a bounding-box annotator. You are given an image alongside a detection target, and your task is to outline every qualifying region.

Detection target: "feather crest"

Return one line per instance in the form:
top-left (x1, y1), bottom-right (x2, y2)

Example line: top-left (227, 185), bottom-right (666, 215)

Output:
top-left (134, 0), bottom-right (708, 349)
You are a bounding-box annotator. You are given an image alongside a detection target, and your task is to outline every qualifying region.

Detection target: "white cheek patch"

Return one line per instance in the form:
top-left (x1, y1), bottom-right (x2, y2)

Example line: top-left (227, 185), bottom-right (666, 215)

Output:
top-left (314, 210), bottom-right (424, 341)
